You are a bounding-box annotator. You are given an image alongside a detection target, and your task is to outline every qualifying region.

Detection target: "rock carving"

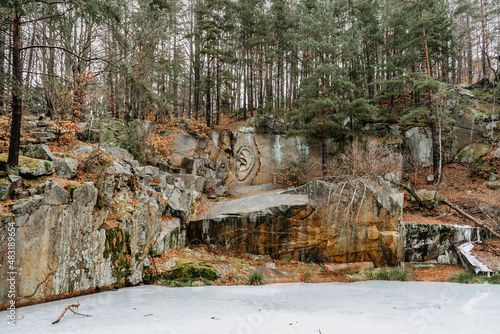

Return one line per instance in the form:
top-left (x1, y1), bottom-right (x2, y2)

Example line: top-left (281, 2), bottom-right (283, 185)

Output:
top-left (236, 146), bottom-right (255, 181)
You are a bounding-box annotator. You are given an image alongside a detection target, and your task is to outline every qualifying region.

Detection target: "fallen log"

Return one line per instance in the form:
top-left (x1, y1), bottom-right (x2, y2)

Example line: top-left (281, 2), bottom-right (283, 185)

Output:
top-left (441, 198), bottom-right (500, 239)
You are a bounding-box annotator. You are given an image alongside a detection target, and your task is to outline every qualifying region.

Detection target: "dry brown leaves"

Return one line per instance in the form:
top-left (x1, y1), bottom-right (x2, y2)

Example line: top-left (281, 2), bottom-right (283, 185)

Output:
top-left (410, 265), bottom-right (466, 282)
top-left (403, 163), bottom-right (500, 225)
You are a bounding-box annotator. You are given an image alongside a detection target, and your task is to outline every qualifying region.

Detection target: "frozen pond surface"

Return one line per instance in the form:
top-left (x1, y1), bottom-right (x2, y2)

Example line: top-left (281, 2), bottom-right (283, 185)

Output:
top-left (3, 281), bottom-right (500, 333)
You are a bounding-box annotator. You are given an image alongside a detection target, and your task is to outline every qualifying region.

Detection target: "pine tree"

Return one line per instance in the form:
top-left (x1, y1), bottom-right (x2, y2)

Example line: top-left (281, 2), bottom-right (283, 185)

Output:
top-left (289, 0), bottom-right (374, 178)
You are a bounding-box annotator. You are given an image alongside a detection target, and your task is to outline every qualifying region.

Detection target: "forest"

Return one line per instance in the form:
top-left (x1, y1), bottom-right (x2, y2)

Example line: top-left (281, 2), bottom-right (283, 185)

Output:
top-left (0, 0), bottom-right (499, 174)
top-left (2, 0), bottom-right (500, 321)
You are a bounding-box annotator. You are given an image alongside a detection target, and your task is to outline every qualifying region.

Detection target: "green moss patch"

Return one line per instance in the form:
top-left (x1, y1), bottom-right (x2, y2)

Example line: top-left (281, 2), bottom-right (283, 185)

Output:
top-left (454, 143), bottom-right (492, 163)
top-left (162, 259), bottom-right (218, 282)
top-left (0, 153), bottom-right (42, 169)
top-left (486, 180), bottom-right (500, 190)
top-left (104, 227), bottom-right (132, 283)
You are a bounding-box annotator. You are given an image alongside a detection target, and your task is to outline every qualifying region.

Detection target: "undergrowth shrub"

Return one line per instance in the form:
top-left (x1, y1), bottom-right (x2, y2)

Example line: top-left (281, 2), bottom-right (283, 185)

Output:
top-left (449, 271), bottom-right (500, 284)
top-left (471, 156), bottom-right (498, 180)
top-left (328, 139), bottom-right (402, 180)
top-left (248, 270), bottom-right (265, 285)
top-left (274, 158), bottom-right (321, 187)
top-left (118, 123), bottom-right (146, 163)
top-left (47, 119), bottom-right (82, 148)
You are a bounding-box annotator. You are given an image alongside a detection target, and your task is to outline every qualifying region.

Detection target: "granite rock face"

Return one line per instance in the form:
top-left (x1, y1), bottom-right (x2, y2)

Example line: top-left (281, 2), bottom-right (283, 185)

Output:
top-left (401, 222), bottom-right (483, 264)
top-left (404, 127), bottom-right (433, 168)
top-left (23, 144), bottom-right (54, 161)
top-left (167, 130), bottom-right (318, 189)
top-left (0, 153), bottom-right (194, 309)
top-left (188, 179), bottom-right (404, 266)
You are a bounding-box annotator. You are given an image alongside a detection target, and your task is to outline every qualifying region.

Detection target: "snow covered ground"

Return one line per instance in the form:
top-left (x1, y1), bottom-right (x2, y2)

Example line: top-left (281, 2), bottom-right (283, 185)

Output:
top-left (3, 281), bottom-right (500, 334)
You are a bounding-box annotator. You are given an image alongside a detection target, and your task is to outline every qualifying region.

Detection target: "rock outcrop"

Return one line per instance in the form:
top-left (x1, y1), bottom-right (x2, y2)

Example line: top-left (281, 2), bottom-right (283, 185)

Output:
top-left (404, 127), bottom-right (433, 168)
top-left (53, 157), bottom-right (79, 179)
top-left (0, 175), bottom-right (22, 200)
top-left (188, 178), bottom-right (404, 266)
top-left (0, 152), bottom-right (194, 309)
top-left (23, 144), bottom-right (54, 161)
top-left (401, 222), bottom-right (483, 264)
top-left (168, 130), bottom-right (317, 189)
top-left (454, 143), bottom-right (492, 163)
top-left (0, 153), bottom-right (54, 178)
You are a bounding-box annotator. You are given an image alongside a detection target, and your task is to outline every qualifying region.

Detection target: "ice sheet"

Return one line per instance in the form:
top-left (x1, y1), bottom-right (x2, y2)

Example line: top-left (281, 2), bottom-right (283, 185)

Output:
top-left (3, 281), bottom-right (500, 334)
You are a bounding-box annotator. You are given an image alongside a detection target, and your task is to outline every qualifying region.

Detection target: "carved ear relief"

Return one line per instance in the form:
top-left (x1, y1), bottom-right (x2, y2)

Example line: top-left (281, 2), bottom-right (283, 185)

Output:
top-left (236, 146), bottom-right (255, 181)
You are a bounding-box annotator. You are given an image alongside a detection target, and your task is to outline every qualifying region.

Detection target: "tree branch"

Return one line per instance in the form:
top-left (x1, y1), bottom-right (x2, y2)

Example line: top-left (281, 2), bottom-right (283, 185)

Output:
top-left (34, 0), bottom-right (70, 4)
top-left (21, 6), bottom-right (75, 25)
top-left (52, 301), bottom-right (93, 324)
top-left (19, 45), bottom-right (110, 63)
top-left (395, 182), bottom-right (430, 210)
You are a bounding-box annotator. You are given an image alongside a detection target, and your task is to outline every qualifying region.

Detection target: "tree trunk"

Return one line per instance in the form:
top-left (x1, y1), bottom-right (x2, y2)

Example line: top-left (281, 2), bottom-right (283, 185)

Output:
top-left (206, 56), bottom-right (211, 127)
top-left (420, 8), bottom-right (440, 182)
top-left (216, 46), bottom-right (220, 125)
top-left (7, 9), bottom-right (23, 174)
top-left (0, 32), bottom-right (5, 114)
top-left (466, 15), bottom-right (473, 84)
top-left (266, 59), bottom-right (273, 110)
top-left (193, 3), bottom-right (201, 120)
top-left (173, 33), bottom-right (179, 118)
top-left (249, 42), bottom-right (254, 118)
top-left (243, 44), bottom-right (247, 120)
top-left (321, 51), bottom-right (327, 180)
top-left (480, 0), bottom-right (487, 78)
top-left (441, 198), bottom-right (500, 239)
top-left (258, 45), bottom-right (263, 113)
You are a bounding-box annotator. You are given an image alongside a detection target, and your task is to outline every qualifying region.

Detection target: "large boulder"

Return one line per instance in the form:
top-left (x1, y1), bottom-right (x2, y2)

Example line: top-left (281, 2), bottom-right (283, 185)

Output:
top-left (451, 113), bottom-right (485, 156)
top-left (404, 127), bottom-right (433, 168)
top-left (23, 144), bottom-right (54, 161)
top-left (175, 174), bottom-right (205, 193)
top-left (0, 153), bottom-right (54, 178)
top-left (54, 157), bottom-right (79, 179)
top-left (73, 145), bottom-right (96, 156)
top-left (105, 160), bottom-right (132, 176)
top-left (468, 77), bottom-right (497, 90)
top-left (187, 178), bottom-right (404, 266)
top-left (486, 180), bottom-right (500, 190)
top-left (401, 222), bottom-right (481, 264)
top-left (454, 143), bottom-right (491, 163)
top-left (102, 145), bottom-right (138, 167)
top-left (0, 175), bottom-right (22, 200)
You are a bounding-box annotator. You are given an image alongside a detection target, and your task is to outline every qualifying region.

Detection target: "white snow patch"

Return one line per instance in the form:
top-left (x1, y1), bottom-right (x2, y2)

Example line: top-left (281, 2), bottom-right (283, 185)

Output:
top-left (3, 282), bottom-right (500, 333)
top-left (457, 242), bottom-right (493, 274)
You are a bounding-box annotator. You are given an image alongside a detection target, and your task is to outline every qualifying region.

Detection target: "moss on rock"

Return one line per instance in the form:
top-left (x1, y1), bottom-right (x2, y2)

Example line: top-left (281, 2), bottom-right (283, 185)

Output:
top-left (454, 143), bottom-right (491, 163)
top-left (486, 180), bottom-right (500, 190)
top-left (104, 227), bottom-right (132, 283)
top-left (162, 259), bottom-right (218, 282)
top-left (0, 153), bottom-right (54, 177)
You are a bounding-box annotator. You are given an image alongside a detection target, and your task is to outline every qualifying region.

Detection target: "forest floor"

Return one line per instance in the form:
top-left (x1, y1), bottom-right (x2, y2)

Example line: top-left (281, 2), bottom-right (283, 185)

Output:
top-left (402, 162), bottom-right (500, 226)
top-left (147, 245), bottom-right (474, 286)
